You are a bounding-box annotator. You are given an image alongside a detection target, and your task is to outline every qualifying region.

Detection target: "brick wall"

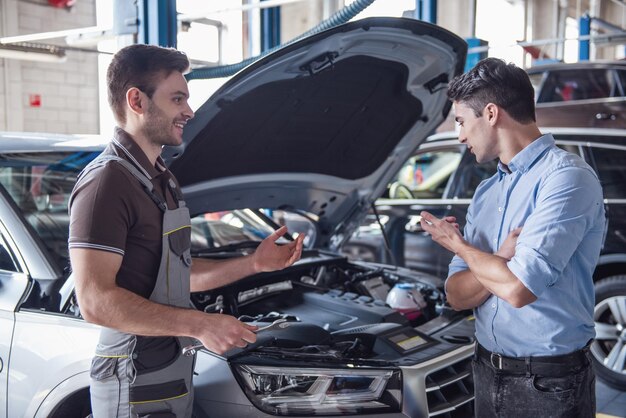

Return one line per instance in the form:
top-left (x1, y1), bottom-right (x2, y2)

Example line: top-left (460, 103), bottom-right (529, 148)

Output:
top-left (1, 0), bottom-right (99, 134)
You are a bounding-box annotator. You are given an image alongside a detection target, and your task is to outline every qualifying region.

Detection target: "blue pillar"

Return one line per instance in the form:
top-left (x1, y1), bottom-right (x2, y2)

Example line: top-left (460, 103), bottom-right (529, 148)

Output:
top-left (414, 0), bottom-right (437, 23)
top-left (261, 0), bottom-right (281, 52)
top-left (465, 38), bottom-right (488, 72)
top-left (137, 0), bottom-right (177, 47)
top-left (579, 13), bottom-right (590, 61)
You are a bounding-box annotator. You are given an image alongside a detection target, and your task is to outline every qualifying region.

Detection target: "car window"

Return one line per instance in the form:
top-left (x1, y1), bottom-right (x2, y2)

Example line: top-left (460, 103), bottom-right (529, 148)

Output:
top-left (617, 70), bottom-right (626, 96)
top-left (0, 151), bottom-right (98, 272)
top-left (451, 154), bottom-right (497, 199)
top-left (190, 209), bottom-right (281, 253)
top-left (537, 69), bottom-right (614, 103)
top-left (0, 232), bottom-right (18, 272)
top-left (588, 146), bottom-right (626, 199)
top-left (528, 72), bottom-right (544, 101)
top-left (266, 209), bottom-right (316, 248)
top-left (557, 143), bottom-right (580, 155)
top-left (391, 149), bottom-right (462, 199)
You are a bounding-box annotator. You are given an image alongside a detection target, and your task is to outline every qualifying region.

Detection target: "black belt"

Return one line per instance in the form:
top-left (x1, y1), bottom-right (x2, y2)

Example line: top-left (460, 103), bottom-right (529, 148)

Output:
top-left (476, 343), bottom-right (589, 377)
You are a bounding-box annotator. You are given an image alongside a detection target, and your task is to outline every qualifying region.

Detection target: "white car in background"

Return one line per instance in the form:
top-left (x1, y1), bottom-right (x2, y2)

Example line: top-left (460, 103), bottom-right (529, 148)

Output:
top-left (0, 18), bottom-right (475, 418)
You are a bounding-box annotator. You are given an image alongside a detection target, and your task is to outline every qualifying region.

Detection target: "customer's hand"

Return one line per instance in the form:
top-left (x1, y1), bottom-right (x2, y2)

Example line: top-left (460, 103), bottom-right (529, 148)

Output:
top-left (252, 226), bottom-right (304, 273)
top-left (420, 211), bottom-right (465, 253)
top-left (495, 227), bottom-right (522, 260)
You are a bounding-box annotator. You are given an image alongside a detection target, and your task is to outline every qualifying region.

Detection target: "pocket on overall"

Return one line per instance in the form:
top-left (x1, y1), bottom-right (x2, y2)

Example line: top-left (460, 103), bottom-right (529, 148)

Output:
top-left (89, 356), bottom-right (122, 414)
top-left (130, 378), bottom-right (189, 404)
top-left (134, 336), bottom-right (180, 375)
top-left (90, 356), bottom-right (118, 380)
top-left (166, 226), bottom-right (191, 301)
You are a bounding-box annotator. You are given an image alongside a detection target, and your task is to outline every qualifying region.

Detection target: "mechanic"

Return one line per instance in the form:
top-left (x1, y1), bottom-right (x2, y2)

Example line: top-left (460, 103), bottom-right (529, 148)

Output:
top-left (420, 57), bottom-right (604, 418)
top-left (68, 44), bottom-right (304, 417)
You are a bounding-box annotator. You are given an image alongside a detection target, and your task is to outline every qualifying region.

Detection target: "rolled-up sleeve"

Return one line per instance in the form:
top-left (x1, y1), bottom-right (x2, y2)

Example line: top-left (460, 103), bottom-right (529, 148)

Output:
top-left (507, 166), bottom-right (603, 297)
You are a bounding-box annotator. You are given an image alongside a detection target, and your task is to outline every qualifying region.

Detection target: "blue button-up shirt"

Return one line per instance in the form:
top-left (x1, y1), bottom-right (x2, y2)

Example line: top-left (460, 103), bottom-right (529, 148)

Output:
top-left (448, 134), bottom-right (605, 356)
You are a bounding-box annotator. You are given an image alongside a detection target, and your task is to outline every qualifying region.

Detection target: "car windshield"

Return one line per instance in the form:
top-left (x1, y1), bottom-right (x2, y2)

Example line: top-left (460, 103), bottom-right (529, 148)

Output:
top-left (391, 150), bottom-right (462, 199)
top-left (0, 151), bottom-right (279, 273)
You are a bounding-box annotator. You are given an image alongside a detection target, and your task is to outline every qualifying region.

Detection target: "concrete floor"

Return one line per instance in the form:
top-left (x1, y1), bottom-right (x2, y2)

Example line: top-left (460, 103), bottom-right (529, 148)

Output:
top-left (597, 380), bottom-right (626, 417)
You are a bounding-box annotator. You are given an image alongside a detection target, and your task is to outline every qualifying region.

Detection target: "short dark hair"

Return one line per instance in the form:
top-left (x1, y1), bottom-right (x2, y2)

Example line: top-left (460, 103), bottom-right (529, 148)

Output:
top-left (447, 57), bottom-right (536, 124)
top-left (107, 44), bottom-right (190, 124)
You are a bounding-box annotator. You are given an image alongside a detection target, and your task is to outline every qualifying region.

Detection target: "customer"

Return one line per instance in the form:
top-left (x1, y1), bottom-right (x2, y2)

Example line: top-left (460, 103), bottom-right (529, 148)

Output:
top-left (69, 44), bottom-right (304, 417)
top-left (420, 57), bottom-right (604, 418)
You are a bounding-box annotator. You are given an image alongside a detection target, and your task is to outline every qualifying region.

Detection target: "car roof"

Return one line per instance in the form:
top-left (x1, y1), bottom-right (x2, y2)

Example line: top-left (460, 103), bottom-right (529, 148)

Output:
top-left (0, 131), bottom-right (108, 153)
top-left (426, 127), bottom-right (626, 146)
top-left (527, 60), bottom-right (626, 74)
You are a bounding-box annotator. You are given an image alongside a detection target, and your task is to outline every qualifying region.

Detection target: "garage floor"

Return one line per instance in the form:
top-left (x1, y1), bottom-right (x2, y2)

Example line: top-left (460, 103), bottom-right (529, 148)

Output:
top-left (597, 380), bottom-right (626, 417)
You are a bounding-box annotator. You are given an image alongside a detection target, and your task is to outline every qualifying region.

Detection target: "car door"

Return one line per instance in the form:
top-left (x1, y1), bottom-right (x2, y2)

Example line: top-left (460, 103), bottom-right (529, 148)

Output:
top-left (370, 141), bottom-right (467, 276)
top-left (413, 148), bottom-right (497, 275)
top-left (583, 142), bottom-right (626, 257)
top-left (0, 227), bottom-right (30, 418)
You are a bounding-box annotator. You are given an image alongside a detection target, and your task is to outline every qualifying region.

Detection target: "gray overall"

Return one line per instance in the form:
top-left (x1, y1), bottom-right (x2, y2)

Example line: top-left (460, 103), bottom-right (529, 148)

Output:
top-left (79, 154), bottom-right (196, 417)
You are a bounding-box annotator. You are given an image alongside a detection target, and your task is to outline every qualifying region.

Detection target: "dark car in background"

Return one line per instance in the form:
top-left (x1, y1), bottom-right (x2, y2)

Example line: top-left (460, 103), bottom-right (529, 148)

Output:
top-left (343, 127), bottom-right (626, 390)
top-left (436, 61), bottom-right (626, 133)
top-left (528, 61), bottom-right (626, 129)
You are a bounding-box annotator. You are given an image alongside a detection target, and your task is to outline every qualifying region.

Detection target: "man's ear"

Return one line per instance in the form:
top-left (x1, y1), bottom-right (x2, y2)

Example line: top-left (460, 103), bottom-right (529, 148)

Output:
top-left (126, 87), bottom-right (145, 116)
top-left (484, 103), bottom-right (499, 126)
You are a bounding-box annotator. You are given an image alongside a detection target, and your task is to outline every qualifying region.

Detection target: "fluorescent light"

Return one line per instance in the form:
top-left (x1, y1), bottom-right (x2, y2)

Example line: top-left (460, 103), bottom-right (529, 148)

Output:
top-left (0, 26), bottom-right (103, 44)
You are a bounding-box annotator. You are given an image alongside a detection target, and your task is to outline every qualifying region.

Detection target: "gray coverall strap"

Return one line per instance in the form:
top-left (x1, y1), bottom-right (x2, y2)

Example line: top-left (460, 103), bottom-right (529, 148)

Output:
top-left (87, 153), bottom-right (171, 212)
top-left (106, 156), bottom-right (156, 192)
top-left (103, 153), bottom-right (185, 210)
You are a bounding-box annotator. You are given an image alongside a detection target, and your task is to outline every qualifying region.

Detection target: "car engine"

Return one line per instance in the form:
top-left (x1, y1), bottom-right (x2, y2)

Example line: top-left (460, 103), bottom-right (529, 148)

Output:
top-left (190, 251), bottom-right (473, 364)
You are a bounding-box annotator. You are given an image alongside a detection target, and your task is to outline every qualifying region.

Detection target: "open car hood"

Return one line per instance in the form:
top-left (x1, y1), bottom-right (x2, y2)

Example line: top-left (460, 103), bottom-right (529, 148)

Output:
top-left (164, 17), bottom-right (466, 250)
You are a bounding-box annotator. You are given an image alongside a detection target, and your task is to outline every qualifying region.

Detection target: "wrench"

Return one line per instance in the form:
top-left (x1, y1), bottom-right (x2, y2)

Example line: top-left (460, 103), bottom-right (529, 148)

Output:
top-left (181, 318), bottom-right (288, 356)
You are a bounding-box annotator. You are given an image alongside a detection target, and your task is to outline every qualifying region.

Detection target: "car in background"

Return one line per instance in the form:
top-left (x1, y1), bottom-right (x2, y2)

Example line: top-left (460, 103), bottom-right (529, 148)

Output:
top-left (343, 127), bottom-right (626, 390)
top-left (436, 60), bottom-right (626, 133)
top-left (0, 18), bottom-right (480, 418)
top-left (528, 61), bottom-right (626, 129)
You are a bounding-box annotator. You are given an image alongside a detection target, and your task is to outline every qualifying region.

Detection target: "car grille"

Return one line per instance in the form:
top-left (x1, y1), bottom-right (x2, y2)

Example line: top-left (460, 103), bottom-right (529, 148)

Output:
top-left (425, 356), bottom-right (474, 417)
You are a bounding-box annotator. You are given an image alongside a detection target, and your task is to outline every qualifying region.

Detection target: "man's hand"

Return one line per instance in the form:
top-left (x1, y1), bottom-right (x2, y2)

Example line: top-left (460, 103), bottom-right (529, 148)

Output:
top-left (196, 314), bottom-right (258, 355)
top-left (495, 227), bottom-right (522, 260)
top-left (252, 226), bottom-right (304, 273)
top-left (419, 211), bottom-right (464, 253)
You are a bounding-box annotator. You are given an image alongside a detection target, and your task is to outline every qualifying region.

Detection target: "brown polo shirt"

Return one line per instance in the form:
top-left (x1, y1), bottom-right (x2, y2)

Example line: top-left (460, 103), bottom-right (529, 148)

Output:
top-left (69, 127), bottom-right (183, 298)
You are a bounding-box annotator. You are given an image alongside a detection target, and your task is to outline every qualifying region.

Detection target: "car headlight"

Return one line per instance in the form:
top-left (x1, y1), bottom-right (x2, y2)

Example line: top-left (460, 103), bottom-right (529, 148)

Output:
top-left (232, 365), bottom-right (402, 415)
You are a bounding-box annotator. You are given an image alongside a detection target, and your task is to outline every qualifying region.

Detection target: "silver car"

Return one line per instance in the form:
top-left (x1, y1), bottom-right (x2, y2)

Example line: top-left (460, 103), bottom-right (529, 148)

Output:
top-left (0, 18), bottom-right (475, 418)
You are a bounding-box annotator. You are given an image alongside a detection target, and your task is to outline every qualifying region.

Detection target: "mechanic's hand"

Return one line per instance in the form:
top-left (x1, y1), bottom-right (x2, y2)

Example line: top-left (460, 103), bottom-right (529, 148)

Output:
top-left (420, 211), bottom-right (464, 253)
top-left (495, 227), bottom-right (522, 260)
top-left (197, 314), bottom-right (258, 355)
top-left (252, 226), bottom-right (304, 273)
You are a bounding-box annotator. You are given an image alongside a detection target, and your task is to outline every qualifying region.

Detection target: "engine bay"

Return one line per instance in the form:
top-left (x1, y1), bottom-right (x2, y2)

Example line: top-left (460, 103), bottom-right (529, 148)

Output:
top-left (190, 252), bottom-right (474, 365)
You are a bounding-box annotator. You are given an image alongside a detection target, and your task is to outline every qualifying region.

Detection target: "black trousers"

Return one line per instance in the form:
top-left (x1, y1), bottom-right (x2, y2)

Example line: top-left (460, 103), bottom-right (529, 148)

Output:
top-left (472, 350), bottom-right (595, 418)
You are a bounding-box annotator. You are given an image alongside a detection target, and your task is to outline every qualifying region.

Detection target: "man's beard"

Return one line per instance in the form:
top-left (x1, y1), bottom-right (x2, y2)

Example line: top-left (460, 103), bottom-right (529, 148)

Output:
top-left (142, 99), bottom-right (178, 147)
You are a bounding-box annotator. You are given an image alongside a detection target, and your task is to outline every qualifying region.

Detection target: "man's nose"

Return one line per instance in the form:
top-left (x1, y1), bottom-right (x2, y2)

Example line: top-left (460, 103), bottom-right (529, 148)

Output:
top-left (184, 103), bottom-right (194, 120)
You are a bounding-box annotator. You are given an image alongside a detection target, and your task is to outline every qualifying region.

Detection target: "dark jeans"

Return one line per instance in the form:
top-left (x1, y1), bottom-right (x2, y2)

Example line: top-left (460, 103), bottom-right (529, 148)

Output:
top-left (472, 350), bottom-right (595, 418)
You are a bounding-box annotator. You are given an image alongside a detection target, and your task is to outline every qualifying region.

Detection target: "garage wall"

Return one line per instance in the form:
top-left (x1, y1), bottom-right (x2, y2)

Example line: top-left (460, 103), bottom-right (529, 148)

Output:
top-left (0, 0), bottom-right (99, 134)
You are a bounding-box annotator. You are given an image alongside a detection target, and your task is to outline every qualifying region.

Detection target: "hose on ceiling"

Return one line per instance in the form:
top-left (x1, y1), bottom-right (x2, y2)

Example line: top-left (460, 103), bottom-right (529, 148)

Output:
top-left (186, 0), bottom-right (378, 80)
